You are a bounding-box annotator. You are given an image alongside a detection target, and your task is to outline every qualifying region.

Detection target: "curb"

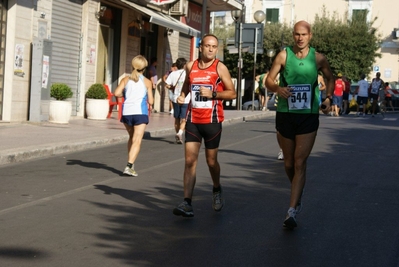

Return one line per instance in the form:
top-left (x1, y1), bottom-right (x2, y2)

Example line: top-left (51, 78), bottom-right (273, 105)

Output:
top-left (0, 112), bottom-right (273, 166)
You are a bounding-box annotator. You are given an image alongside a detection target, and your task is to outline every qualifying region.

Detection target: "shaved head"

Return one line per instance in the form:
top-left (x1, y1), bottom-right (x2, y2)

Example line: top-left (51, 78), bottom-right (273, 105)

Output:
top-left (294, 20), bottom-right (312, 33)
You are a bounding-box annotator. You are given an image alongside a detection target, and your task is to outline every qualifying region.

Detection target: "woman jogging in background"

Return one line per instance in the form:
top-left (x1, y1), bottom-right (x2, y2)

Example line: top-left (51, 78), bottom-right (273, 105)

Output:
top-left (114, 55), bottom-right (154, 176)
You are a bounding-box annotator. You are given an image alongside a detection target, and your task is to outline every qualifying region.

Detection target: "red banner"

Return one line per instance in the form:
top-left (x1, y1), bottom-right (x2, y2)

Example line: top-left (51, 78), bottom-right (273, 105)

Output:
top-left (182, 2), bottom-right (210, 32)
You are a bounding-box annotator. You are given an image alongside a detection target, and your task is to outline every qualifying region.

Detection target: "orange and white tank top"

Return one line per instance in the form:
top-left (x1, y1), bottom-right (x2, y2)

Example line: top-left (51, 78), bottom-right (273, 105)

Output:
top-left (186, 59), bottom-right (224, 124)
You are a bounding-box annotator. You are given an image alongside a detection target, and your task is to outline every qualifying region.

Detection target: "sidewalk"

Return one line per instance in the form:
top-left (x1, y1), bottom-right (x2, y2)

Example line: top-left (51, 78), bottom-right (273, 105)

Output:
top-left (0, 110), bottom-right (274, 166)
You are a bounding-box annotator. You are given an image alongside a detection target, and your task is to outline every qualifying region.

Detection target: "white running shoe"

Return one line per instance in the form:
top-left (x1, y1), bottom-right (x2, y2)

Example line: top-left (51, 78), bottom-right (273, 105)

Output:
top-left (175, 133), bottom-right (183, 144)
top-left (277, 150), bottom-right (284, 160)
top-left (123, 166), bottom-right (138, 177)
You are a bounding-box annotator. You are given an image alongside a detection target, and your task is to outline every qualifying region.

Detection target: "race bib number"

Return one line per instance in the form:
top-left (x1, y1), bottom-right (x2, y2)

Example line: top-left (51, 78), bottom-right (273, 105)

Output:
top-left (191, 84), bottom-right (213, 109)
top-left (287, 84), bottom-right (311, 110)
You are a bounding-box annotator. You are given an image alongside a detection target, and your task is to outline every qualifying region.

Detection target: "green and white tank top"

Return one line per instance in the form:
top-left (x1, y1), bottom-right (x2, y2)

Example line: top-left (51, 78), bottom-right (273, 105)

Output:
top-left (278, 46), bottom-right (319, 114)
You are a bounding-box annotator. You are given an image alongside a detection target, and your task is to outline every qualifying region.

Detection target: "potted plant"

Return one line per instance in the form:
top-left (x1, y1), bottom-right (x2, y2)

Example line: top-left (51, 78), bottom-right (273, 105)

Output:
top-left (85, 83), bottom-right (109, 120)
top-left (49, 83), bottom-right (73, 124)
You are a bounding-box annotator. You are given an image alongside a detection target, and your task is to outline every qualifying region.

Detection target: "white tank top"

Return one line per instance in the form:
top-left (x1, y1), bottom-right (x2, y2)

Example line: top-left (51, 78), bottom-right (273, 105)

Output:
top-left (122, 76), bottom-right (148, 115)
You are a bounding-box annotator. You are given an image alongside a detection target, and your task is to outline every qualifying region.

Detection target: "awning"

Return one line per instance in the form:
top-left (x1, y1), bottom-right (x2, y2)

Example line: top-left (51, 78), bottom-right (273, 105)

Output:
top-left (119, 0), bottom-right (201, 38)
top-left (190, 0), bottom-right (243, 11)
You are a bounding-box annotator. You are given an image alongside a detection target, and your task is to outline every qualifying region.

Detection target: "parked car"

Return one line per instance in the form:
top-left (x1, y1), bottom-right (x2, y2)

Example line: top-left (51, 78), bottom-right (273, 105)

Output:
top-left (242, 93), bottom-right (276, 110)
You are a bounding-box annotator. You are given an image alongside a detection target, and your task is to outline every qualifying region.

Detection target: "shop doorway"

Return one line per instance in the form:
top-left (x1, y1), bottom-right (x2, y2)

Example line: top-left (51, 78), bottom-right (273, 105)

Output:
top-left (97, 5), bottom-right (121, 91)
top-left (140, 23), bottom-right (158, 64)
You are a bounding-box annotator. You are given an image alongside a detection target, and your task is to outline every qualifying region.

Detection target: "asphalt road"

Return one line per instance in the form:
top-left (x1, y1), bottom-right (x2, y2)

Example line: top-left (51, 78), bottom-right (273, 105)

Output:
top-left (0, 113), bottom-right (398, 267)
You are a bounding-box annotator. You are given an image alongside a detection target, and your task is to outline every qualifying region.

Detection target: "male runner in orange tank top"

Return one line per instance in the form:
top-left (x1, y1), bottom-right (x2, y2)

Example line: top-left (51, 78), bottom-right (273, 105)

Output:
top-left (173, 34), bottom-right (236, 217)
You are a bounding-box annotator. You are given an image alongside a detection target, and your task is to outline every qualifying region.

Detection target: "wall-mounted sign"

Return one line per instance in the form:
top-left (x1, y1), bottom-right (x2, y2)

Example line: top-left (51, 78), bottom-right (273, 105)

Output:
top-left (146, 0), bottom-right (176, 5)
top-left (14, 44), bottom-right (25, 77)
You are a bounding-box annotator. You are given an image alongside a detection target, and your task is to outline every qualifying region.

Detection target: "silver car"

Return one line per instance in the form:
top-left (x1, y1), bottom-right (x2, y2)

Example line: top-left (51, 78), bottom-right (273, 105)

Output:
top-left (242, 93), bottom-right (276, 110)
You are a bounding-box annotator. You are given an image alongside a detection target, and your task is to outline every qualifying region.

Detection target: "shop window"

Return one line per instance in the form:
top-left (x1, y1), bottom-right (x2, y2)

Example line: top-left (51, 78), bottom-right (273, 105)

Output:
top-left (266, 9), bottom-right (279, 23)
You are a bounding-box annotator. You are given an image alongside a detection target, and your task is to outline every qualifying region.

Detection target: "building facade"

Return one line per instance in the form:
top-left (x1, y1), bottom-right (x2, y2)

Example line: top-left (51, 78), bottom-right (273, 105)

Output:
top-left (214, 0), bottom-right (399, 83)
top-left (0, 0), bottom-right (241, 122)
top-left (245, 0), bottom-right (399, 82)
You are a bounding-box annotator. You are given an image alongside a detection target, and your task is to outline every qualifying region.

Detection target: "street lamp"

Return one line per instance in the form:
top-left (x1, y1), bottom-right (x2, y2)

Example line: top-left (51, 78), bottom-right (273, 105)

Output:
top-left (267, 48), bottom-right (276, 67)
top-left (251, 10), bottom-right (266, 111)
top-left (231, 8), bottom-right (244, 110)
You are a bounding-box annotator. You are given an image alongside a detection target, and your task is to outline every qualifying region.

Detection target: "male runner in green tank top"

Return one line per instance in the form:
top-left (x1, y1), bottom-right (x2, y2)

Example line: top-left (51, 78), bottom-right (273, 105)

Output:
top-left (265, 20), bottom-right (334, 229)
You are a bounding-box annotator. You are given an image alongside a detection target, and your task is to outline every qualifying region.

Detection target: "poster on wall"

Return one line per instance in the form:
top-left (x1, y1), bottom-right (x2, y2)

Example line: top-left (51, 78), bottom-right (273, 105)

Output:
top-left (42, 55), bottom-right (50, 88)
top-left (14, 44), bottom-right (25, 77)
top-left (90, 45), bottom-right (96, 64)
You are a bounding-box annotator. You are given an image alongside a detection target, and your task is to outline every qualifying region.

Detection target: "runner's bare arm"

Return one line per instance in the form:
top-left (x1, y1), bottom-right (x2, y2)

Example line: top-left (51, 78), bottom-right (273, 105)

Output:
top-left (316, 53), bottom-right (334, 97)
top-left (177, 61), bottom-right (193, 104)
top-left (215, 63), bottom-right (236, 100)
top-left (199, 62), bottom-right (236, 100)
top-left (144, 77), bottom-right (154, 106)
top-left (265, 50), bottom-right (291, 99)
top-left (114, 76), bottom-right (129, 97)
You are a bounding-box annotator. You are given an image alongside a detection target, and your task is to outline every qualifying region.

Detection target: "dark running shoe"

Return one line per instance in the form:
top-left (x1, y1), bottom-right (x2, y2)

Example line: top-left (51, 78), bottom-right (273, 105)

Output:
top-left (212, 189), bottom-right (224, 212)
top-left (173, 201), bottom-right (194, 217)
top-left (283, 207), bottom-right (297, 229)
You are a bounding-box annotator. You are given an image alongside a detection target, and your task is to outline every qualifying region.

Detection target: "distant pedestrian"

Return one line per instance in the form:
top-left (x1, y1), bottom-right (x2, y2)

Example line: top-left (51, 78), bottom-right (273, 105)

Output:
top-left (114, 55), bottom-right (154, 176)
top-left (355, 74), bottom-right (369, 117)
top-left (163, 63), bottom-right (177, 115)
top-left (342, 76), bottom-right (351, 114)
top-left (255, 71), bottom-right (269, 111)
top-left (318, 74), bottom-right (326, 105)
top-left (147, 57), bottom-right (158, 111)
top-left (147, 57), bottom-right (158, 91)
top-left (332, 73), bottom-right (345, 116)
top-left (369, 72), bottom-right (384, 117)
top-left (383, 82), bottom-right (395, 112)
top-left (165, 58), bottom-right (188, 144)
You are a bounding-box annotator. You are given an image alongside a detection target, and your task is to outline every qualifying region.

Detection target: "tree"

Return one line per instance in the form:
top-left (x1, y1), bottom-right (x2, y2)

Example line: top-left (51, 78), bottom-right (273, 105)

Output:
top-left (222, 8), bottom-right (382, 83)
top-left (311, 8), bottom-right (382, 81)
top-left (222, 22), bottom-right (292, 79)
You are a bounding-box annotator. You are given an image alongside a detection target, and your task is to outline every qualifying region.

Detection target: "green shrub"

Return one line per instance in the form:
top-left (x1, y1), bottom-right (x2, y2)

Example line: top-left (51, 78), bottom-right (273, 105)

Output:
top-left (50, 83), bottom-right (73, 100)
top-left (85, 83), bottom-right (108, 99)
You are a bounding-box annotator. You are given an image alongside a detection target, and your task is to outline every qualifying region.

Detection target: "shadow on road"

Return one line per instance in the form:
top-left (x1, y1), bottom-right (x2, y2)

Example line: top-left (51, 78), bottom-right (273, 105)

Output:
top-left (67, 159), bottom-right (122, 175)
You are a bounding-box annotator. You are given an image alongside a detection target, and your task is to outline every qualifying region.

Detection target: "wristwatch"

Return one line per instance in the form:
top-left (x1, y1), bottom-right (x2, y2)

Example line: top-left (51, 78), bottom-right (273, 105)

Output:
top-left (212, 91), bottom-right (217, 99)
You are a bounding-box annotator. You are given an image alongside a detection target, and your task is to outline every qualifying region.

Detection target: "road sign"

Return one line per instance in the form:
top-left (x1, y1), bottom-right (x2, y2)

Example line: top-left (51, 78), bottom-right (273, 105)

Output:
top-left (227, 46), bottom-right (250, 54)
top-left (234, 23), bottom-right (264, 54)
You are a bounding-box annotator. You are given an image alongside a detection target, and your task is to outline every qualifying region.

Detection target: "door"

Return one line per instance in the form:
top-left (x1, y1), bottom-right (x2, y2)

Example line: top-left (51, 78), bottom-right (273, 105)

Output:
top-left (50, 0), bottom-right (83, 115)
top-left (97, 5), bottom-right (121, 91)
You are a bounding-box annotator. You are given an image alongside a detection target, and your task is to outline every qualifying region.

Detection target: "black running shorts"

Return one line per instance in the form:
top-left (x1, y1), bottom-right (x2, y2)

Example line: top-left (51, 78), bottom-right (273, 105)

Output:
top-left (276, 112), bottom-right (319, 140)
top-left (185, 122), bottom-right (222, 149)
